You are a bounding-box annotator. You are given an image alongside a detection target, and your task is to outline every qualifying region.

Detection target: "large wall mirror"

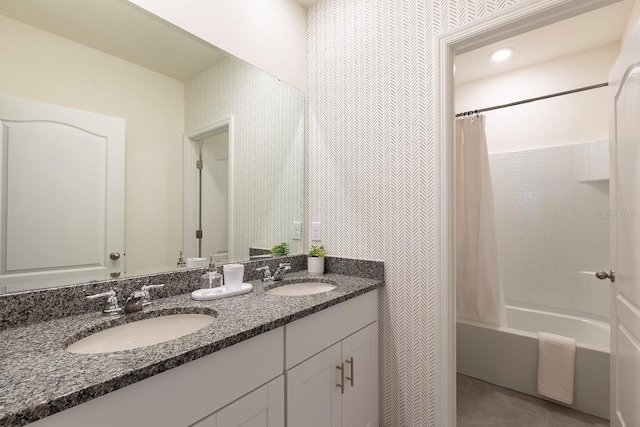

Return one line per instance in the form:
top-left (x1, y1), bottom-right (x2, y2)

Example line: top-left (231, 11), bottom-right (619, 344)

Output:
top-left (0, 0), bottom-right (304, 294)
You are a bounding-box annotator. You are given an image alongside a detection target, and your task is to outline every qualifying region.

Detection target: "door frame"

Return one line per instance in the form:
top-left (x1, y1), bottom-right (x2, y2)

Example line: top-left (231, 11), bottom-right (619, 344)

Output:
top-left (606, 19), bottom-right (640, 427)
top-left (184, 116), bottom-right (235, 261)
top-left (433, 0), bottom-right (619, 425)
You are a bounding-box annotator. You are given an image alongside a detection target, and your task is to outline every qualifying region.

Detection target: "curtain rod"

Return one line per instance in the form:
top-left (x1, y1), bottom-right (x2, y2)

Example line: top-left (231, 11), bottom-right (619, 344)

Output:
top-left (455, 82), bottom-right (608, 118)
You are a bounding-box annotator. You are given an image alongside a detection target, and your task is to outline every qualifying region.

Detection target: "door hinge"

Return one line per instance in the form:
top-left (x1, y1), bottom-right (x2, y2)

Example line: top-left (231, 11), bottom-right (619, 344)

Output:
top-left (196, 230), bottom-right (203, 239)
top-left (196, 160), bottom-right (203, 169)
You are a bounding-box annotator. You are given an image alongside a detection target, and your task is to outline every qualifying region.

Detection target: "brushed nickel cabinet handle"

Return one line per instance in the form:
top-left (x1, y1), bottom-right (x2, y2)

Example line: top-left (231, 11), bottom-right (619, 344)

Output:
top-left (336, 363), bottom-right (345, 394)
top-left (345, 357), bottom-right (354, 387)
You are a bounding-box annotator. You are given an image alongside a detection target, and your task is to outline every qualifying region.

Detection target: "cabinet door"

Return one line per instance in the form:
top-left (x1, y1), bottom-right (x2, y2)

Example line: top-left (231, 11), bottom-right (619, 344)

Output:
top-left (342, 322), bottom-right (379, 427)
top-left (213, 376), bottom-right (284, 427)
top-left (287, 343), bottom-right (342, 427)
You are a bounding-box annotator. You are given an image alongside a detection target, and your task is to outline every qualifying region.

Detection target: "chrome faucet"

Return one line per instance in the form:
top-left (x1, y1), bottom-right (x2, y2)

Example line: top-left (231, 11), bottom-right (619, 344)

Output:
top-left (140, 284), bottom-right (165, 307)
top-left (86, 288), bottom-right (120, 316)
top-left (87, 284), bottom-right (164, 316)
top-left (273, 263), bottom-right (291, 281)
top-left (256, 265), bottom-right (273, 282)
top-left (256, 263), bottom-right (291, 282)
top-left (121, 291), bottom-right (146, 314)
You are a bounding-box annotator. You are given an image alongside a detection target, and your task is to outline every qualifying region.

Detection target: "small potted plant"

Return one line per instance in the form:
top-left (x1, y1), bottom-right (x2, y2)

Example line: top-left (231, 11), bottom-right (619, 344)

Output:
top-left (307, 244), bottom-right (326, 275)
top-left (270, 242), bottom-right (289, 257)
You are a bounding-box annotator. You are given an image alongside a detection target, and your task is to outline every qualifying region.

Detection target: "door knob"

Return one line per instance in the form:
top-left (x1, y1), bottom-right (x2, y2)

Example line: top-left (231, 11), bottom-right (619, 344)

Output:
top-left (110, 252), bottom-right (121, 261)
top-left (595, 270), bottom-right (615, 283)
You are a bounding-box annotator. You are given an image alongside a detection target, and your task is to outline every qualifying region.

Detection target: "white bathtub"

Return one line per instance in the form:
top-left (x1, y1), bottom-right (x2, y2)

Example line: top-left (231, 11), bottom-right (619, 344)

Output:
top-left (457, 305), bottom-right (610, 419)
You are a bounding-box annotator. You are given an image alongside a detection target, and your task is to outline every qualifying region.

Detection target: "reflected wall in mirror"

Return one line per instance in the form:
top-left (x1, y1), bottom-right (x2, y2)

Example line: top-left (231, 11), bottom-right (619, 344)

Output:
top-left (184, 52), bottom-right (304, 265)
top-left (0, 0), bottom-right (303, 294)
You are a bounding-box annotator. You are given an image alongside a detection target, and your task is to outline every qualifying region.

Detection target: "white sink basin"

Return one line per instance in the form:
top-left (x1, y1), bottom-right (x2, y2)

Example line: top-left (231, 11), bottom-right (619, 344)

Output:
top-left (266, 282), bottom-right (336, 296)
top-left (66, 314), bottom-right (216, 354)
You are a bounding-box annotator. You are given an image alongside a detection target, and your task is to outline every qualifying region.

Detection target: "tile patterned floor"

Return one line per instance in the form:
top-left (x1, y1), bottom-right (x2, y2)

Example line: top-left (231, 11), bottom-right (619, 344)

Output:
top-left (457, 374), bottom-right (610, 427)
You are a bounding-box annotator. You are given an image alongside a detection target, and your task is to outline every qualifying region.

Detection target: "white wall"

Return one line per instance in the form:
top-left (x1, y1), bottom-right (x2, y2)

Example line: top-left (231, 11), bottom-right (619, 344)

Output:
top-left (0, 15), bottom-right (185, 276)
top-left (128, 0), bottom-right (306, 91)
top-left (305, 0), bottom-right (613, 425)
top-left (456, 43), bottom-right (619, 153)
top-left (622, 0), bottom-right (640, 47)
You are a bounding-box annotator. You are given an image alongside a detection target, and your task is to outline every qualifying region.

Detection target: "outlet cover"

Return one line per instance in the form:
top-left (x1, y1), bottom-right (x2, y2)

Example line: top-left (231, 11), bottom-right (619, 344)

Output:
top-left (311, 221), bottom-right (322, 241)
top-left (292, 221), bottom-right (302, 240)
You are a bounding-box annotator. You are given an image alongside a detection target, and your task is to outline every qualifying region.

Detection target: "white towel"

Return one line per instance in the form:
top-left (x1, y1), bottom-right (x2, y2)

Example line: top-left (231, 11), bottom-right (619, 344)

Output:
top-left (537, 331), bottom-right (577, 404)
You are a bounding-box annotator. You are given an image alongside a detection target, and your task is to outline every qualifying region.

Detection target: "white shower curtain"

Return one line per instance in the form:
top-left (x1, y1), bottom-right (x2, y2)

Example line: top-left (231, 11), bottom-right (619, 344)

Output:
top-left (456, 115), bottom-right (507, 327)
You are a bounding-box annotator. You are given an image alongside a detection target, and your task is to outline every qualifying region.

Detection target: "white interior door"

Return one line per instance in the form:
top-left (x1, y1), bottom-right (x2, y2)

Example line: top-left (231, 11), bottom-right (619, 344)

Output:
top-left (200, 131), bottom-right (229, 263)
top-left (0, 94), bottom-right (124, 292)
top-left (608, 22), bottom-right (640, 427)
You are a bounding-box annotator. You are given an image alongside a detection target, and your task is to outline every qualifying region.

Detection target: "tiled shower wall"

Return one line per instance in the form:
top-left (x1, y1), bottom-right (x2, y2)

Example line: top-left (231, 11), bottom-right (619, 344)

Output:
top-left (307, 0), bottom-right (524, 425)
top-left (490, 140), bottom-right (610, 319)
top-left (186, 56), bottom-right (304, 260)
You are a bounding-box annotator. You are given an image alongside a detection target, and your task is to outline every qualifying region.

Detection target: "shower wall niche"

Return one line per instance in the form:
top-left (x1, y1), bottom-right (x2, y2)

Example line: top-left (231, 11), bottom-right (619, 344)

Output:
top-left (490, 139), bottom-right (610, 320)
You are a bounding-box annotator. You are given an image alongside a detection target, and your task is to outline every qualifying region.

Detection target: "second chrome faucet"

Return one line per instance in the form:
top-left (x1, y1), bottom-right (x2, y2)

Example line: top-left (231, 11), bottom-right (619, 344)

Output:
top-left (257, 263), bottom-right (291, 282)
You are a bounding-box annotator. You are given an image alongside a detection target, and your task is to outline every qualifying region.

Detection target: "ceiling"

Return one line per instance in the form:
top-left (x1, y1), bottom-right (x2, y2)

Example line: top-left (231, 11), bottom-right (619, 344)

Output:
top-left (455, 0), bottom-right (634, 84)
top-left (1, 0), bottom-right (630, 81)
top-left (0, 0), bottom-right (226, 82)
top-left (295, 0), bottom-right (321, 8)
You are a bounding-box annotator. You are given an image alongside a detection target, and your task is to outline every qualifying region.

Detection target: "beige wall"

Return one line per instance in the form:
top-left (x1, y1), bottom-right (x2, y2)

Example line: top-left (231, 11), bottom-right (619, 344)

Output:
top-left (128, 0), bottom-right (306, 91)
top-left (622, 0), bottom-right (640, 47)
top-left (456, 43), bottom-right (619, 153)
top-left (0, 15), bottom-right (185, 276)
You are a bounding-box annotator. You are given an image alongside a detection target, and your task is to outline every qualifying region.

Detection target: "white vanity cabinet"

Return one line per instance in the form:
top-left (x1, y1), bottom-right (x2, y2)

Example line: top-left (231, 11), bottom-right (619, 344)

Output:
top-left (341, 323), bottom-right (378, 427)
top-left (287, 323), bottom-right (378, 427)
top-left (30, 327), bottom-right (284, 427)
top-left (27, 289), bottom-right (378, 427)
top-left (285, 290), bottom-right (379, 427)
top-left (191, 375), bottom-right (285, 427)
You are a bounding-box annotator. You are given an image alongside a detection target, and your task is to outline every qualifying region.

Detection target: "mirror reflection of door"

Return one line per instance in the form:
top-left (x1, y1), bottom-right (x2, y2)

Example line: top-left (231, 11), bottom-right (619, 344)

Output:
top-left (199, 130), bottom-right (229, 263)
top-left (0, 95), bottom-right (125, 293)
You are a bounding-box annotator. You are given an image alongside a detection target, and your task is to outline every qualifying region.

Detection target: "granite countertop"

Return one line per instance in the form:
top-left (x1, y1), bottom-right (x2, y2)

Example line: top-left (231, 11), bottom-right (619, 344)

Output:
top-left (0, 271), bottom-right (381, 426)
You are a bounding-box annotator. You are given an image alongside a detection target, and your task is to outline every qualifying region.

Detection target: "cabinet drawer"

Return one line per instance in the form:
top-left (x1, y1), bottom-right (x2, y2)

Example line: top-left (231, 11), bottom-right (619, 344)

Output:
top-left (285, 290), bottom-right (377, 369)
top-left (31, 327), bottom-right (284, 427)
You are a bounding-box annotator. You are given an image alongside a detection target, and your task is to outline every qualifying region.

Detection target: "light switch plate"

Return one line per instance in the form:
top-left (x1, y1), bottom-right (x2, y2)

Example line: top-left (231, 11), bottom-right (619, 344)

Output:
top-left (292, 221), bottom-right (302, 240)
top-left (311, 221), bottom-right (322, 241)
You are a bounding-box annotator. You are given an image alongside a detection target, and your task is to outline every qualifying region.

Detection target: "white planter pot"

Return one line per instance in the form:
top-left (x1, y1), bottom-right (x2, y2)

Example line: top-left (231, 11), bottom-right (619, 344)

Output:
top-left (307, 257), bottom-right (325, 275)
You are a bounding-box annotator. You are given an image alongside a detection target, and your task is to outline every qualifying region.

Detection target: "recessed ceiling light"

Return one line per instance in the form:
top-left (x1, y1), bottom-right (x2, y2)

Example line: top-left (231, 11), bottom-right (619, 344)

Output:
top-left (490, 47), bottom-right (514, 62)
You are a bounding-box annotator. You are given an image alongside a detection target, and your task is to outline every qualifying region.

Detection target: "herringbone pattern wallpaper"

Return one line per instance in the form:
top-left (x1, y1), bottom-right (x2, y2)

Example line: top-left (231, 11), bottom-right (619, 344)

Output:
top-left (306, 0), bottom-right (523, 425)
top-left (186, 57), bottom-right (304, 261)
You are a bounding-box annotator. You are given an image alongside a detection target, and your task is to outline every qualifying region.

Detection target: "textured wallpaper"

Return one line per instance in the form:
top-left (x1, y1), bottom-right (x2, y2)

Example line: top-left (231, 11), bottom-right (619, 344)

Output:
top-left (306, 0), bottom-right (524, 425)
top-left (186, 56), bottom-right (304, 261)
